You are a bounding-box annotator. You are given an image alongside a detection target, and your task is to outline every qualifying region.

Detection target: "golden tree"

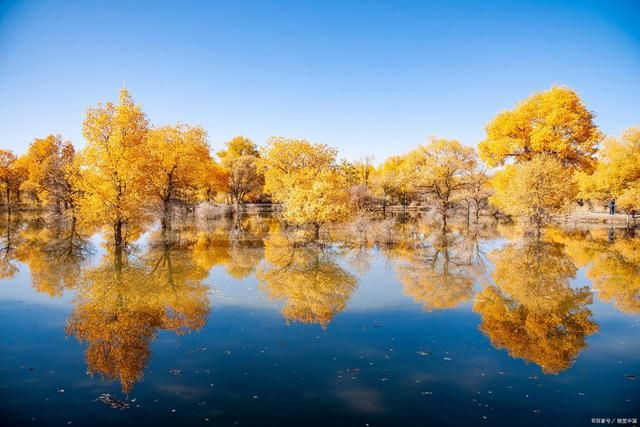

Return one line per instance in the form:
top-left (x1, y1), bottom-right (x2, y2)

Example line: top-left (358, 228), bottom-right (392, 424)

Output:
top-left (489, 154), bottom-right (577, 229)
top-left (408, 138), bottom-right (477, 226)
top-left (258, 137), bottom-right (351, 238)
top-left (370, 154), bottom-right (415, 212)
top-left (18, 135), bottom-right (78, 213)
top-left (479, 86), bottom-right (601, 172)
top-left (146, 123), bottom-right (212, 228)
top-left (227, 155), bottom-right (264, 209)
top-left (480, 86), bottom-right (602, 227)
top-left (217, 136), bottom-right (260, 169)
top-left (77, 88), bottom-right (150, 246)
top-left (0, 149), bottom-right (27, 211)
top-left (577, 126), bottom-right (640, 213)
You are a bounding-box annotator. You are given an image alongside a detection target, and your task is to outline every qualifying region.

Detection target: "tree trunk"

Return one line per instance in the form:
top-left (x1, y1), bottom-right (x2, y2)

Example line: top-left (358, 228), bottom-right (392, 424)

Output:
top-left (161, 199), bottom-right (171, 230)
top-left (314, 223), bottom-right (321, 240)
top-left (114, 220), bottom-right (123, 247)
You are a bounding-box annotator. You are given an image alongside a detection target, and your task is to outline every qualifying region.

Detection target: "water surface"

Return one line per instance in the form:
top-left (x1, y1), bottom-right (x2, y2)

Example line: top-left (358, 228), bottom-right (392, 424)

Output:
top-left (1, 214), bottom-right (638, 426)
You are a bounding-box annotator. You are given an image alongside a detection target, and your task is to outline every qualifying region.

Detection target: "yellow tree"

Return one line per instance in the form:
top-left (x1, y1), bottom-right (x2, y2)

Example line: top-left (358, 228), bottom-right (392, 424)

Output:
top-left (461, 165), bottom-right (492, 224)
top-left (480, 86), bottom-right (602, 227)
top-left (409, 138), bottom-right (477, 226)
top-left (217, 136), bottom-right (264, 206)
top-left (0, 149), bottom-right (27, 211)
top-left (479, 86), bottom-right (601, 172)
top-left (577, 126), bottom-right (640, 214)
top-left (77, 88), bottom-right (150, 246)
top-left (146, 124), bottom-right (212, 228)
top-left (227, 155), bottom-right (264, 209)
top-left (217, 136), bottom-right (259, 169)
top-left (489, 154), bottom-right (577, 230)
top-left (258, 137), bottom-right (351, 239)
top-left (200, 159), bottom-right (229, 202)
top-left (18, 135), bottom-right (78, 213)
top-left (281, 168), bottom-right (352, 239)
top-left (370, 154), bottom-right (415, 213)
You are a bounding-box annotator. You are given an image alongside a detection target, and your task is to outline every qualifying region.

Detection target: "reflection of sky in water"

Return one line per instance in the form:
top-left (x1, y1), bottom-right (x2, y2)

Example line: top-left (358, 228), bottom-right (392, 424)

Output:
top-left (0, 220), bottom-right (638, 427)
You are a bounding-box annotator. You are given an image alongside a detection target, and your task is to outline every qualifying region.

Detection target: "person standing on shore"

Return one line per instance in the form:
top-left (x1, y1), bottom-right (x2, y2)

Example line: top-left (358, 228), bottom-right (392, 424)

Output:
top-left (608, 199), bottom-right (616, 215)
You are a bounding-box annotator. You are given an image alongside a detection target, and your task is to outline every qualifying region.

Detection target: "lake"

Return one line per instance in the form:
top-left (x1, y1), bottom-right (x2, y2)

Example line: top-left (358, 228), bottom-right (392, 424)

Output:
top-left (0, 213), bottom-right (638, 426)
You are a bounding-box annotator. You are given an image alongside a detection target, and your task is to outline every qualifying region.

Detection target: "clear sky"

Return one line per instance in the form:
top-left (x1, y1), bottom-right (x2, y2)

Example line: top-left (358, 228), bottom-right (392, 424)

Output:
top-left (1, 0), bottom-right (639, 161)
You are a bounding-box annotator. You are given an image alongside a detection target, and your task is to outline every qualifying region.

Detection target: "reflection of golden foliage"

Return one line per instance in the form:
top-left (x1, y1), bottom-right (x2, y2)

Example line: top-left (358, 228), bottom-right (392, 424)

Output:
top-left (489, 240), bottom-right (577, 311)
top-left (257, 233), bottom-right (357, 328)
top-left (475, 239), bottom-right (598, 374)
top-left (392, 229), bottom-right (481, 311)
top-left (15, 221), bottom-right (88, 296)
top-left (0, 213), bottom-right (21, 280)
top-left (66, 236), bottom-right (210, 394)
top-left (547, 228), bottom-right (640, 314)
top-left (588, 238), bottom-right (640, 313)
top-left (474, 286), bottom-right (597, 374)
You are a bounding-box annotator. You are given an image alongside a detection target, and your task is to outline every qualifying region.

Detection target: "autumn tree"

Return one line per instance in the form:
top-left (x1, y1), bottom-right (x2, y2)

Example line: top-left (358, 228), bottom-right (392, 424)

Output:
top-left (577, 126), bottom-right (640, 214)
top-left (228, 155), bottom-right (264, 209)
top-left (258, 137), bottom-right (352, 239)
top-left (77, 88), bottom-right (150, 246)
top-left (216, 136), bottom-right (264, 207)
top-left (480, 86), bottom-right (603, 227)
top-left (200, 159), bottom-right (229, 202)
top-left (0, 149), bottom-right (27, 211)
top-left (18, 134), bottom-right (78, 213)
top-left (461, 165), bottom-right (492, 224)
top-left (479, 86), bottom-right (601, 171)
top-left (490, 154), bottom-right (577, 231)
top-left (146, 124), bottom-right (212, 228)
top-left (370, 155), bottom-right (415, 213)
top-left (217, 136), bottom-right (259, 168)
top-left (409, 138), bottom-right (477, 226)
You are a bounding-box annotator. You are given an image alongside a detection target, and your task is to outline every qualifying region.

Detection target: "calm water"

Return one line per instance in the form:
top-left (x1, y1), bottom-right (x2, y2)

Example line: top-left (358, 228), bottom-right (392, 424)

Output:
top-left (0, 214), bottom-right (638, 427)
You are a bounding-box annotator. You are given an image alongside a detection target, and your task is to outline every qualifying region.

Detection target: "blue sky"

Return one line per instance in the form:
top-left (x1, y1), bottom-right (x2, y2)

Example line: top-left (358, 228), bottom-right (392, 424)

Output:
top-left (1, 0), bottom-right (639, 161)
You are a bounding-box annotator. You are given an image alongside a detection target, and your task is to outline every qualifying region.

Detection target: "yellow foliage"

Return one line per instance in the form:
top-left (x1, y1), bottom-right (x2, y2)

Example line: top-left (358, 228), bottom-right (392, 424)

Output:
top-left (145, 123), bottom-right (212, 224)
top-left (479, 86), bottom-right (601, 172)
top-left (76, 88), bottom-right (150, 245)
top-left (577, 126), bottom-right (640, 211)
top-left (407, 138), bottom-right (477, 223)
top-left (258, 137), bottom-right (351, 236)
top-left (489, 154), bottom-right (576, 226)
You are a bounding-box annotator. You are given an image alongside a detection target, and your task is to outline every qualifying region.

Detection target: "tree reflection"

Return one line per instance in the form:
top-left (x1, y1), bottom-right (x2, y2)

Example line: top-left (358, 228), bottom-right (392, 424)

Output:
top-left (257, 232), bottom-right (357, 328)
top-left (15, 218), bottom-right (90, 296)
top-left (66, 230), bottom-right (210, 394)
top-left (474, 239), bottom-right (598, 374)
top-left (391, 226), bottom-right (483, 311)
top-left (549, 228), bottom-right (640, 314)
top-left (0, 212), bottom-right (21, 279)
